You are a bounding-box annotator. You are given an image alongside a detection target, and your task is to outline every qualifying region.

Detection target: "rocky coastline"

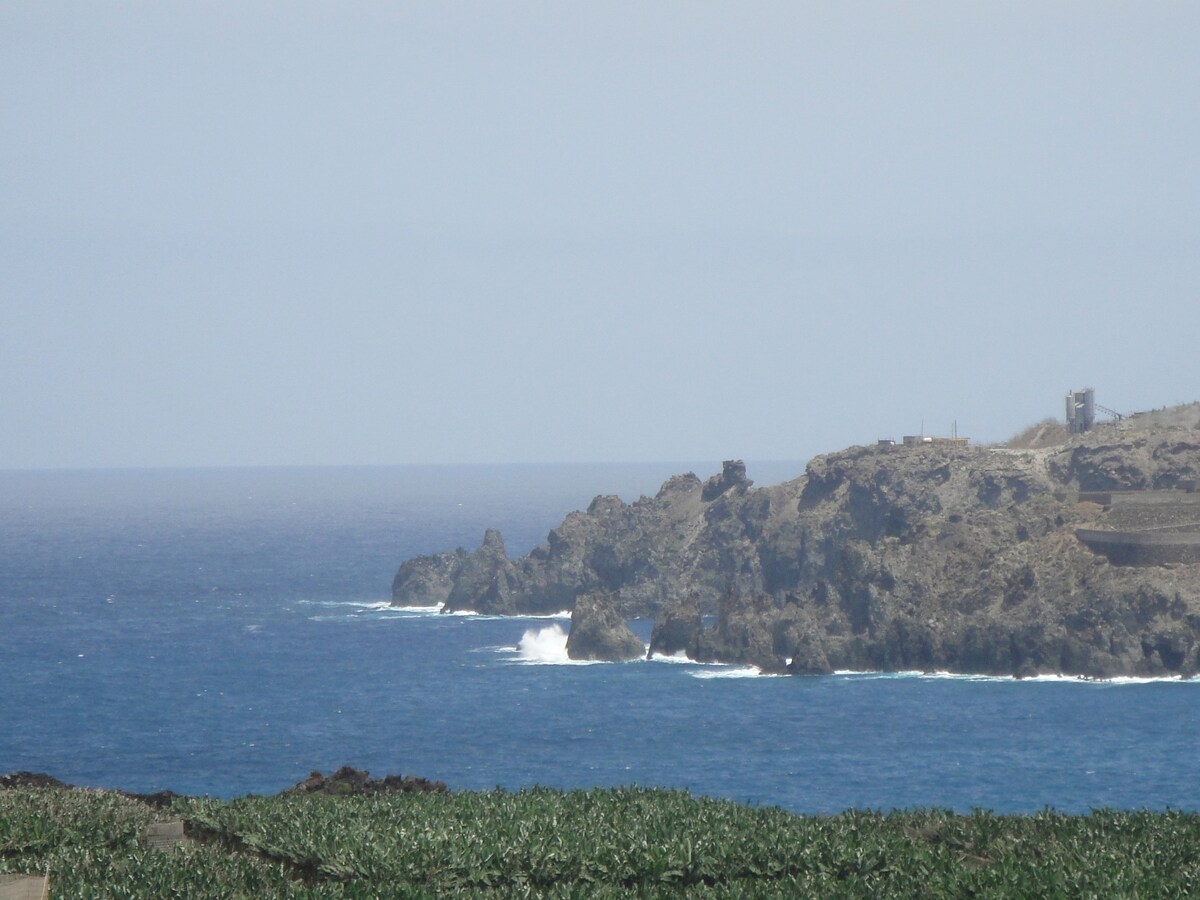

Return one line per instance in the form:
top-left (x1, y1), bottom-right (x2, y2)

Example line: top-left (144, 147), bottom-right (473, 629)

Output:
top-left (0, 767), bottom-right (447, 803)
top-left (392, 409), bottom-right (1200, 678)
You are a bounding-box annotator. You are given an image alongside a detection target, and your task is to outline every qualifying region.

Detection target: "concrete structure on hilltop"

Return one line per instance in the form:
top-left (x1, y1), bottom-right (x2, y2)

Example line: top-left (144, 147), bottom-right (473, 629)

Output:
top-left (1066, 388), bottom-right (1095, 434)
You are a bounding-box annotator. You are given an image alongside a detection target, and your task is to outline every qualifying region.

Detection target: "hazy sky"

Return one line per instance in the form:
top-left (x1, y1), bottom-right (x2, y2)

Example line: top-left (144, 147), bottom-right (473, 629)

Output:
top-left (3, 3), bottom-right (1197, 469)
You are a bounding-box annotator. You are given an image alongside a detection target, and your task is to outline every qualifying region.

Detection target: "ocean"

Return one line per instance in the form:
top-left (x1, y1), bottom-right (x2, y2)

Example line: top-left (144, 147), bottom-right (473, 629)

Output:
top-left (2, 463), bottom-right (1198, 814)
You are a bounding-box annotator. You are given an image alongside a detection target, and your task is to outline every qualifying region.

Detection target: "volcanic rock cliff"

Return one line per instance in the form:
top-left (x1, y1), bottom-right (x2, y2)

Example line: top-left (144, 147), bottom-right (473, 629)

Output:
top-left (392, 422), bottom-right (1200, 677)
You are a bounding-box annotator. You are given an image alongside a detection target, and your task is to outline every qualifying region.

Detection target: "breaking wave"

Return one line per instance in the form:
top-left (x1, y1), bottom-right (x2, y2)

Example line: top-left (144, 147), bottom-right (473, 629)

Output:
top-left (516, 624), bottom-right (570, 664)
top-left (511, 624), bottom-right (606, 665)
top-left (1024, 674), bottom-right (1187, 685)
top-left (646, 650), bottom-right (695, 664)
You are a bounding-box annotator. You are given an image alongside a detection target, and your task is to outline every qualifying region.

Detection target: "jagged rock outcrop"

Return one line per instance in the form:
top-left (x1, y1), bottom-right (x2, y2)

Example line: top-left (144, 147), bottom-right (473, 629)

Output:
top-left (0, 772), bottom-right (70, 790)
top-left (1, 768), bottom-right (449, 803)
top-left (281, 766), bottom-right (448, 797)
top-left (565, 592), bottom-right (646, 662)
top-left (1048, 434), bottom-right (1200, 491)
top-left (393, 423), bottom-right (1200, 678)
top-left (647, 594), bottom-right (704, 658)
top-left (689, 589), bottom-right (788, 674)
top-left (392, 529), bottom-right (522, 614)
top-left (391, 547), bottom-right (468, 607)
top-left (395, 462), bottom-right (782, 618)
top-left (702, 459), bottom-right (753, 501)
top-left (445, 529), bottom-right (518, 614)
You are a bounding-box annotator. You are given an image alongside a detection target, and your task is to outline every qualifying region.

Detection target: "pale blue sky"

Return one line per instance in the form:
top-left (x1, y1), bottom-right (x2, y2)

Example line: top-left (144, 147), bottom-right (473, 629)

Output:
top-left (3, 2), bottom-right (1197, 468)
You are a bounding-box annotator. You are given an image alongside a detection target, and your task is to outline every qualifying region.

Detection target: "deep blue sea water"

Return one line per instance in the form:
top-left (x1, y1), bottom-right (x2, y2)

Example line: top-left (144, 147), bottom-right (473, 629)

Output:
top-left (3, 463), bottom-right (1200, 814)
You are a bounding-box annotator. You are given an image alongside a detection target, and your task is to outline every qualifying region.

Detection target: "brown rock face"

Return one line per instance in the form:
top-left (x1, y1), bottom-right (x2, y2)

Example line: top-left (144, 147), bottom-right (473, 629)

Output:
top-left (392, 425), bottom-right (1200, 677)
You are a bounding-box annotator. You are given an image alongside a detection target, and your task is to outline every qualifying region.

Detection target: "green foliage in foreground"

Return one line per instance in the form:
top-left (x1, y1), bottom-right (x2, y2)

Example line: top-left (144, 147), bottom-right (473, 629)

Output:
top-left (3, 786), bottom-right (1200, 897)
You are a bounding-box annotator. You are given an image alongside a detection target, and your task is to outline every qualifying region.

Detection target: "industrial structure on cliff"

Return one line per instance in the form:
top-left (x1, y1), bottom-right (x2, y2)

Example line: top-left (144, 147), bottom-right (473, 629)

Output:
top-left (1066, 387), bottom-right (1125, 433)
top-left (1066, 388), bottom-right (1096, 434)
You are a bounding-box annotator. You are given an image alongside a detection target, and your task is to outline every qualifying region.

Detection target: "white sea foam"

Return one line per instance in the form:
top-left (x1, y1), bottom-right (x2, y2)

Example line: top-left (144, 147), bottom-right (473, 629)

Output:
top-left (1021, 673), bottom-right (1186, 685)
top-left (832, 669), bottom-right (1193, 685)
top-left (647, 650), bottom-right (694, 664)
top-left (374, 611), bottom-right (441, 620)
top-left (832, 669), bottom-right (986, 680)
top-left (443, 609), bottom-right (575, 622)
top-left (511, 624), bottom-right (605, 665)
top-left (306, 600), bottom-right (443, 622)
top-left (689, 666), bottom-right (779, 679)
top-left (516, 624), bottom-right (569, 663)
top-left (831, 670), bottom-right (932, 680)
top-left (301, 599), bottom-right (395, 611)
top-left (305, 603), bottom-right (573, 624)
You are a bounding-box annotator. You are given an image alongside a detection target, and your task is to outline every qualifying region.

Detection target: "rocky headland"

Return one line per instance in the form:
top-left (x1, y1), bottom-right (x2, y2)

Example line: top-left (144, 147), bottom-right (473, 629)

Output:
top-left (392, 407), bottom-right (1200, 677)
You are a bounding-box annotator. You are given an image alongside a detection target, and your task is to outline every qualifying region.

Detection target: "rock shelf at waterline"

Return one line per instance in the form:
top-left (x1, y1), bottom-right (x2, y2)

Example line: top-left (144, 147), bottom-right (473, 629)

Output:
top-left (392, 404), bottom-right (1200, 679)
